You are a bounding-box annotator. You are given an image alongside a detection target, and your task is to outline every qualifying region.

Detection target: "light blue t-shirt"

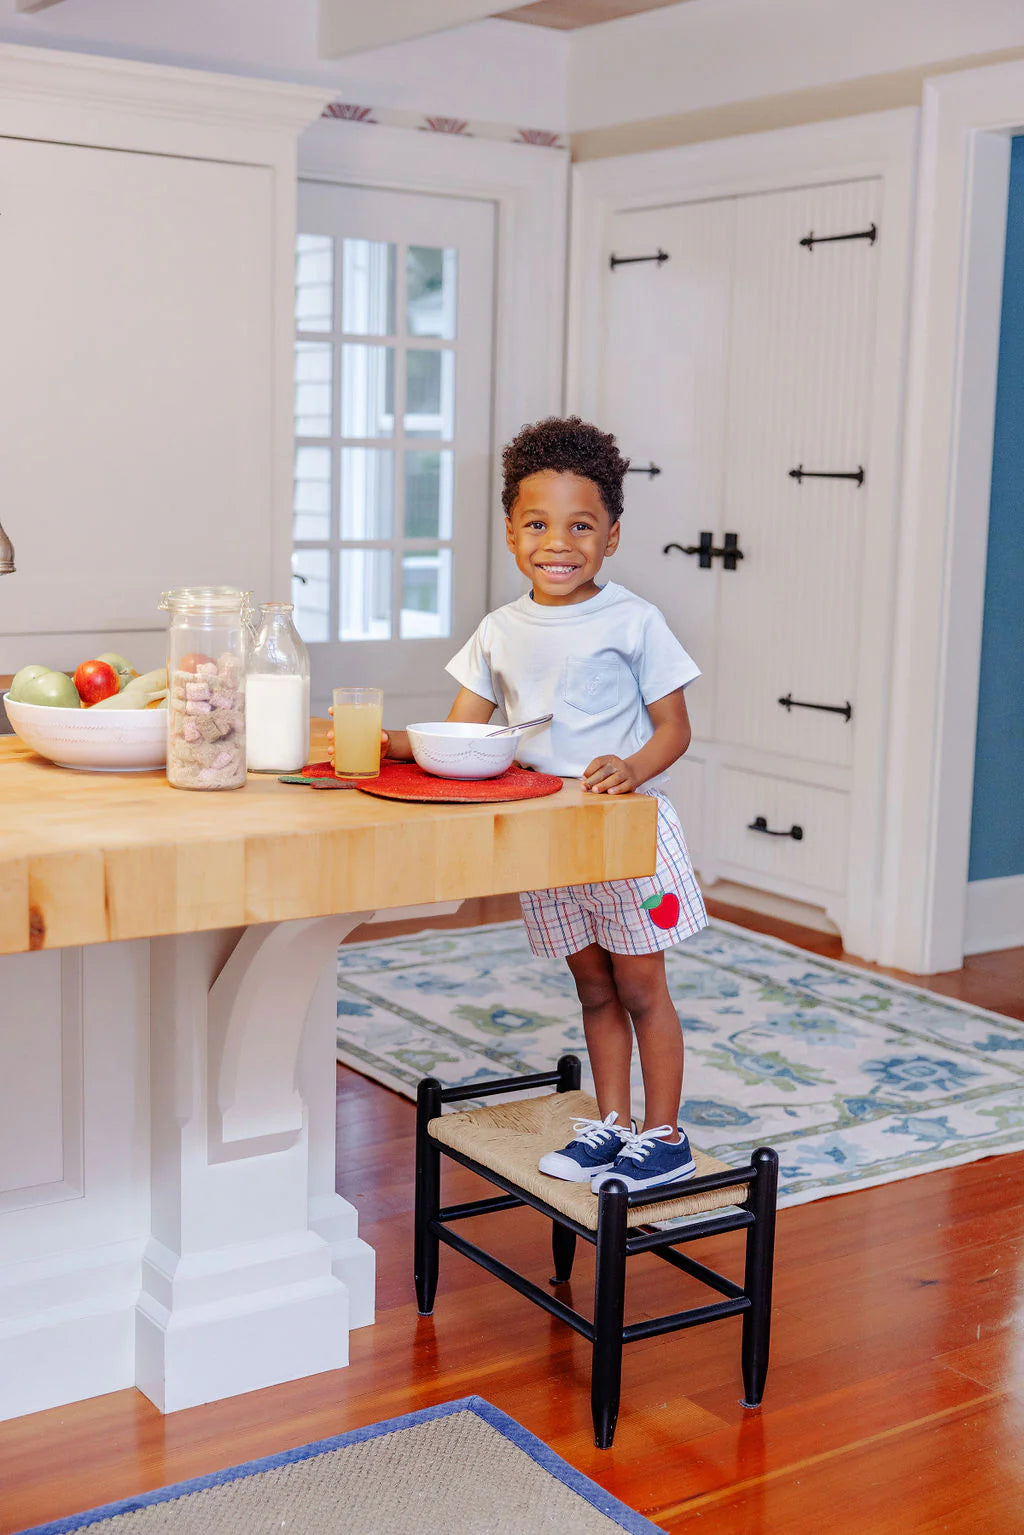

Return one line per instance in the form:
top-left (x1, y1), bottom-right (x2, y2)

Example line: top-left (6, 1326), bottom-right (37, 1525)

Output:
top-left (446, 581), bottom-right (699, 779)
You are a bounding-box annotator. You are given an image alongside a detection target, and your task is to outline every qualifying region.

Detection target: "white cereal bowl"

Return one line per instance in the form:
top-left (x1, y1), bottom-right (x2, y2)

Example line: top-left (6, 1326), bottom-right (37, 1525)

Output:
top-left (407, 721), bottom-right (517, 780)
top-left (4, 694), bottom-right (167, 772)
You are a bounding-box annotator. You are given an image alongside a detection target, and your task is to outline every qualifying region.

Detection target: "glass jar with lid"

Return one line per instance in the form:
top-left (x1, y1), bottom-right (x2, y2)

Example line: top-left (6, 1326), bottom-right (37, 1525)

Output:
top-left (159, 587), bottom-right (248, 790)
top-left (246, 602), bottom-right (310, 773)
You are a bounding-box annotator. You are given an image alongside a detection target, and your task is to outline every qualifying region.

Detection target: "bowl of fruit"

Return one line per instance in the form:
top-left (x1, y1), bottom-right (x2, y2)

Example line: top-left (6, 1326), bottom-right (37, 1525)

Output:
top-left (4, 654), bottom-right (169, 771)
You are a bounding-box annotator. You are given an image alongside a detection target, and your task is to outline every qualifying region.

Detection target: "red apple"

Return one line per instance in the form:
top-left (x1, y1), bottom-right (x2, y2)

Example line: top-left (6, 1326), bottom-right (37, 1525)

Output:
top-left (642, 891), bottom-right (680, 930)
top-left (73, 659), bottom-right (120, 707)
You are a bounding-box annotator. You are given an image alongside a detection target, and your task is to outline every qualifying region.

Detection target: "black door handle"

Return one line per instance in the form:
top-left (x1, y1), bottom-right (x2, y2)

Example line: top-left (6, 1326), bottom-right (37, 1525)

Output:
top-left (748, 816), bottom-right (803, 841)
top-left (663, 532), bottom-right (744, 570)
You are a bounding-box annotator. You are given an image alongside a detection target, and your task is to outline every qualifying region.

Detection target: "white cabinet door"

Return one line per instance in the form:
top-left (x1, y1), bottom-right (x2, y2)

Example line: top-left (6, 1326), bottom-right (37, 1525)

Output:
top-left (0, 136), bottom-right (276, 636)
top-left (294, 182), bottom-right (495, 724)
top-left (715, 179), bottom-right (882, 767)
top-left (595, 201), bottom-right (735, 744)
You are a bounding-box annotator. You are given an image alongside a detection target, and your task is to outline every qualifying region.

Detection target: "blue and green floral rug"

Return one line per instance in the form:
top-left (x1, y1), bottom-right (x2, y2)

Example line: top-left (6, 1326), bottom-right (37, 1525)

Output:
top-left (336, 919), bottom-right (1024, 1207)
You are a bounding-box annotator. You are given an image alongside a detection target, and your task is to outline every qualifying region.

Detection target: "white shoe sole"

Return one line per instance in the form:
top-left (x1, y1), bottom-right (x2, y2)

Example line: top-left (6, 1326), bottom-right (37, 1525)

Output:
top-left (539, 1151), bottom-right (616, 1181)
top-left (592, 1158), bottom-right (697, 1192)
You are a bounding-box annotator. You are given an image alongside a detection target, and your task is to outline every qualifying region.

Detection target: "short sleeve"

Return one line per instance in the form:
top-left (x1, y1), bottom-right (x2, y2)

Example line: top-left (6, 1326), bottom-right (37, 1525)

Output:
top-left (446, 620), bottom-right (498, 705)
top-left (635, 608), bottom-right (700, 704)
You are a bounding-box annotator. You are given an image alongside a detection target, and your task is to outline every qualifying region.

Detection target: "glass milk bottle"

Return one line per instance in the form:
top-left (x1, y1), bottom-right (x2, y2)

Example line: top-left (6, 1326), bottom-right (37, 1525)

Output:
top-left (245, 603), bottom-right (310, 773)
top-left (160, 587), bottom-right (248, 790)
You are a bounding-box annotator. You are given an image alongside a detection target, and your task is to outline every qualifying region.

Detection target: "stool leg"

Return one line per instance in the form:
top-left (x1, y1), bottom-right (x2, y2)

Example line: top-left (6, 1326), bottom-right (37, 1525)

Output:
top-left (414, 1077), bottom-right (443, 1316)
top-left (741, 1146), bottom-right (779, 1407)
top-left (556, 1053), bottom-right (582, 1093)
top-left (592, 1178), bottom-right (628, 1449)
top-left (550, 1222), bottom-right (577, 1285)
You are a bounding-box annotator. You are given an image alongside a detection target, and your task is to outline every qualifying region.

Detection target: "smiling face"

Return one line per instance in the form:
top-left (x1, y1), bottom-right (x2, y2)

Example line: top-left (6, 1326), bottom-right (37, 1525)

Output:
top-left (505, 470), bottom-right (620, 606)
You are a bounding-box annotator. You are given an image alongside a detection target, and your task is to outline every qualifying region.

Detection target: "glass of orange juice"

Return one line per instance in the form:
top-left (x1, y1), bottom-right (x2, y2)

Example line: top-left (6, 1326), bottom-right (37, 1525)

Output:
top-left (332, 687), bottom-right (383, 779)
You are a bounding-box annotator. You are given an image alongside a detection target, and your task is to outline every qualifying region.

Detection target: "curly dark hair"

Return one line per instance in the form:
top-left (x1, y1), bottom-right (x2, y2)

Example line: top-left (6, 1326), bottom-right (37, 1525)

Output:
top-left (501, 416), bottom-right (630, 523)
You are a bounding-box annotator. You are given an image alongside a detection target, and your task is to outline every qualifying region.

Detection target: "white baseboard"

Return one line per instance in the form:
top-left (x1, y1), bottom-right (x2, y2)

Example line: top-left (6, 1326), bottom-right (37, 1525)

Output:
top-left (700, 879), bottom-right (841, 937)
top-left (964, 875), bottom-right (1024, 956)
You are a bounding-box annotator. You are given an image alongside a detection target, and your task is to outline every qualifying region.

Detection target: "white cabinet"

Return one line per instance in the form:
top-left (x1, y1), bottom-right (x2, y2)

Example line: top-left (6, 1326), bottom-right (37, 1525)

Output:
top-left (0, 42), bottom-right (325, 676)
top-left (573, 116), bottom-right (916, 953)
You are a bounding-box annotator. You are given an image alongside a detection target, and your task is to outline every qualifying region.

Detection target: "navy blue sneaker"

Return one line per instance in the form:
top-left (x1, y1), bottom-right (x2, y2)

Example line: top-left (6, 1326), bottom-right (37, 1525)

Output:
top-left (539, 1112), bottom-right (629, 1183)
top-left (591, 1125), bottom-right (697, 1192)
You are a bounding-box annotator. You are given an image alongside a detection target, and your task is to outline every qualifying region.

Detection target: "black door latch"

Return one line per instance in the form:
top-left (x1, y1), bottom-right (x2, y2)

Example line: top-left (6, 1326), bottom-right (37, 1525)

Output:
top-left (663, 532), bottom-right (744, 570)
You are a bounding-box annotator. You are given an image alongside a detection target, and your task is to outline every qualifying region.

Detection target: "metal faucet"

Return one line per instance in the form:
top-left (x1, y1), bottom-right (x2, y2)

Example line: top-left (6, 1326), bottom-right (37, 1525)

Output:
top-left (0, 520), bottom-right (13, 575)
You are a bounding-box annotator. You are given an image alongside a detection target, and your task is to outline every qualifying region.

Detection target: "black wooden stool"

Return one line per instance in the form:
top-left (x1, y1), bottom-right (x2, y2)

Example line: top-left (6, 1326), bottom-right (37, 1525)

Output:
top-left (414, 1055), bottom-right (779, 1448)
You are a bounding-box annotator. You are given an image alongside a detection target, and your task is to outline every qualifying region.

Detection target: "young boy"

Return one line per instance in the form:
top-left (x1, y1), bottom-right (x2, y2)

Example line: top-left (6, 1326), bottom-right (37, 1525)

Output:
top-left (381, 417), bottom-right (707, 1192)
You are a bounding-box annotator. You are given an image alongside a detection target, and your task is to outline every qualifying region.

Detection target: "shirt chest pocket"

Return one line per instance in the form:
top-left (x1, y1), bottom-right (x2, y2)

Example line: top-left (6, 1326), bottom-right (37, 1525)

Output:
top-left (562, 656), bottom-right (622, 716)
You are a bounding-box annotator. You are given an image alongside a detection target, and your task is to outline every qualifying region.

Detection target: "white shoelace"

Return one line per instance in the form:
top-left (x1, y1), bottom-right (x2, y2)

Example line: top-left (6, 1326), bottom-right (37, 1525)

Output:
top-left (569, 1112), bottom-right (621, 1149)
top-left (614, 1124), bottom-right (677, 1165)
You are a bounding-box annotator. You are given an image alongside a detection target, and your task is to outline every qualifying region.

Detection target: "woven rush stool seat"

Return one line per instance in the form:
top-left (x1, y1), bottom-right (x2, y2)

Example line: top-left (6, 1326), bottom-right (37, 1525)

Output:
top-left (428, 1088), bottom-right (748, 1230)
top-left (415, 1055), bottom-right (779, 1448)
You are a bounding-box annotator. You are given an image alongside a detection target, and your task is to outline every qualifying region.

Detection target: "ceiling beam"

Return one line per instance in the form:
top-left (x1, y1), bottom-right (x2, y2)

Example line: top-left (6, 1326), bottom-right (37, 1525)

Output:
top-left (318, 0), bottom-right (509, 58)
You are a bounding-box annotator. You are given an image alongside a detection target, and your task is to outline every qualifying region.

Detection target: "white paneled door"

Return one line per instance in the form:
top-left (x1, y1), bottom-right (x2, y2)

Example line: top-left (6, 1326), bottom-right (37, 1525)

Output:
top-left (294, 182), bottom-right (495, 723)
top-left (595, 176), bottom-right (883, 910)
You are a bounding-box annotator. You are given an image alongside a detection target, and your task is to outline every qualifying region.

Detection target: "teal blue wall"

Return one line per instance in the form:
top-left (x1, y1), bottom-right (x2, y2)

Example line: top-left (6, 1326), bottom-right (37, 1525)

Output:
top-left (969, 134), bottom-right (1024, 883)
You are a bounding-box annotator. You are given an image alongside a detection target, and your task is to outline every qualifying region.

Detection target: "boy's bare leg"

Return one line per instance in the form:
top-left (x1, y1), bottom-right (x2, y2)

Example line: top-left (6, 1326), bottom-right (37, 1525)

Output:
top-left (609, 950), bottom-right (683, 1141)
top-left (566, 945), bottom-right (633, 1127)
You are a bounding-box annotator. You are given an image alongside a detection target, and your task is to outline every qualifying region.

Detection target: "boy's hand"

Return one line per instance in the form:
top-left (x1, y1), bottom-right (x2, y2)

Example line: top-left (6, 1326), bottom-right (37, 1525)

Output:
top-left (582, 755), bottom-right (639, 794)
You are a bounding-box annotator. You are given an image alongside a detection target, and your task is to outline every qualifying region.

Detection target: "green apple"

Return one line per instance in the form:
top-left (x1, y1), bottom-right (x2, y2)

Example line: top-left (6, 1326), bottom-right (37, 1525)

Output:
top-left (8, 664), bottom-right (51, 702)
top-left (18, 670), bottom-right (81, 708)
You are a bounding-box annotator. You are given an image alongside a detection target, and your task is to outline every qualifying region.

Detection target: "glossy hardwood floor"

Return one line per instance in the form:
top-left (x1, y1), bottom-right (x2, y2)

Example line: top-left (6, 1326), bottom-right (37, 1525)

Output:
top-left (2, 898), bottom-right (1022, 1533)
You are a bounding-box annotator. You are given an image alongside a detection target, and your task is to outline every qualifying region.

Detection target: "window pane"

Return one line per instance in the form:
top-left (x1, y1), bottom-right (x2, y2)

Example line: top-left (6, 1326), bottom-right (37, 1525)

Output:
top-left (293, 446), bottom-right (332, 541)
top-left (407, 246), bottom-right (457, 339)
top-left (342, 239), bottom-right (396, 336)
top-left (295, 341), bottom-right (332, 437)
top-left (341, 448), bottom-right (393, 540)
top-left (400, 549), bottom-right (451, 639)
top-left (404, 450), bottom-right (453, 539)
top-left (342, 344), bottom-right (394, 438)
top-left (340, 549), bottom-right (392, 641)
top-left (405, 349), bottom-right (454, 439)
top-left (295, 233), bottom-right (333, 333)
top-left (291, 549), bottom-right (330, 642)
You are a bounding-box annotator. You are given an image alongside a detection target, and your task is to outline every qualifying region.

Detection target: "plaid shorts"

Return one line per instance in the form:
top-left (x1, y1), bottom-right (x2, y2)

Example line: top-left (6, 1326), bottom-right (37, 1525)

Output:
top-left (520, 791), bottom-right (708, 959)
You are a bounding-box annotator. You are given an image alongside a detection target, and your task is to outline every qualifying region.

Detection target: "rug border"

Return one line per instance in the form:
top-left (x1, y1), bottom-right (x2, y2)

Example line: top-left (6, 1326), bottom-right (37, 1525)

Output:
top-left (14, 1395), bottom-right (663, 1535)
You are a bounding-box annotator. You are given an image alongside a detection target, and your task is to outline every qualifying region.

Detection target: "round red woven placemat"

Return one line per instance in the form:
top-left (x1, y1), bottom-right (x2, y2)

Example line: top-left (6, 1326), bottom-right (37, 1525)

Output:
top-left (354, 759), bottom-right (563, 804)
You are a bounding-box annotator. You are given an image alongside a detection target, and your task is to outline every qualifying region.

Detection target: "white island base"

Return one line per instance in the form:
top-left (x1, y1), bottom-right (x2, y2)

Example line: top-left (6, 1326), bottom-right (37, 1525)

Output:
top-left (0, 905), bottom-right (455, 1422)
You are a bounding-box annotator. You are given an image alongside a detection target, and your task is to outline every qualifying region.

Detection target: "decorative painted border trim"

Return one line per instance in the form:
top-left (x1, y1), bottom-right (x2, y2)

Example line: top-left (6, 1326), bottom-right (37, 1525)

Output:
top-left (322, 99), bottom-right (566, 149)
top-left (18, 1396), bottom-right (660, 1535)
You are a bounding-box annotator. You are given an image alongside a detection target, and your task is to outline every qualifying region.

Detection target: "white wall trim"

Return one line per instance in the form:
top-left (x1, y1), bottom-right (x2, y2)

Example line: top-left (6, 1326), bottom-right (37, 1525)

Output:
top-left (298, 117), bottom-right (569, 610)
top-left (965, 875), bottom-right (1024, 956)
top-left (568, 109), bottom-right (919, 962)
top-left (877, 58), bottom-right (1024, 973)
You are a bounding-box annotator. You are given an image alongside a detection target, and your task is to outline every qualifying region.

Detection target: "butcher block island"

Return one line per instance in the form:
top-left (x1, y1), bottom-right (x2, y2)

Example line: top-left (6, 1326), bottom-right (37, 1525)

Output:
top-left (0, 729), bottom-right (657, 1422)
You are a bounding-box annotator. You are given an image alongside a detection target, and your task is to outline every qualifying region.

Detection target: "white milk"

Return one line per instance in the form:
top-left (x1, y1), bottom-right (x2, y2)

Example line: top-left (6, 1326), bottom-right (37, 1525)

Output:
top-left (245, 673), bottom-right (310, 773)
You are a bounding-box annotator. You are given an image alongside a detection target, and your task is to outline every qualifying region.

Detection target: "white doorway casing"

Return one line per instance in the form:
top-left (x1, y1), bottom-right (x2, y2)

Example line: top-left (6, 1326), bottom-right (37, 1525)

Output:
top-left (568, 110), bottom-right (919, 964)
top-left (878, 59), bottom-right (1024, 974)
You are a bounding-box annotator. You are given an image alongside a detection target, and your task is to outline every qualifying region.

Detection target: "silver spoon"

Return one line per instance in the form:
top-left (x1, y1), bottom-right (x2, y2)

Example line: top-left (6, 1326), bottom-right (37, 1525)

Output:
top-left (485, 712), bottom-right (553, 738)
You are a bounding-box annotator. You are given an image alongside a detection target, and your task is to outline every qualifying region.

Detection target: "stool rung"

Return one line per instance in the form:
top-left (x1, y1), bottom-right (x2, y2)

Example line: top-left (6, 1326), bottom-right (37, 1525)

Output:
top-left (439, 1194), bottom-right (522, 1221)
top-left (434, 1141), bottom-right (597, 1242)
top-left (623, 1296), bottom-right (749, 1343)
top-left (626, 1210), bottom-right (754, 1252)
top-left (433, 1221), bottom-right (594, 1342)
top-left (440, 1069), bottom-right (566, 1103)
top-left (650, 1244), bottom-right (746, 1300)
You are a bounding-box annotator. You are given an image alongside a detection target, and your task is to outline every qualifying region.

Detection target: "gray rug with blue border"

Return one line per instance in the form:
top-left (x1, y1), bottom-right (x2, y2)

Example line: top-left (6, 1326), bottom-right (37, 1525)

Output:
top-left (14, 1397), bottom-right (660, 1534)
top-left (336, 918), bottom-right (1024, 1207)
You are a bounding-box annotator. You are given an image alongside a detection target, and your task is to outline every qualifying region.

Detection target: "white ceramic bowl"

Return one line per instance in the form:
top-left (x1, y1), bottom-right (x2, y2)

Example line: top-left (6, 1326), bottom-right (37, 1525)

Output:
top-left (407, 721), bottom-right (517, 780)
top-left (4, 694), bottom-right (167, 772)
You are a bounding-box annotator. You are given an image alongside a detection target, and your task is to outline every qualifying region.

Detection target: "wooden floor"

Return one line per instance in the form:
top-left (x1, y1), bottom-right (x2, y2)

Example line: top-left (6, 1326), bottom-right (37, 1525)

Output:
top-left (2, 898), bottom-right (1023, 1533)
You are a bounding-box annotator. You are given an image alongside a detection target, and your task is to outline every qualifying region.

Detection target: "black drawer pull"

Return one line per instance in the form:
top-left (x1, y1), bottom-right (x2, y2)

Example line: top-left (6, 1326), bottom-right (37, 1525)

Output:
top-left (748, 816), bottom-right (803, 841)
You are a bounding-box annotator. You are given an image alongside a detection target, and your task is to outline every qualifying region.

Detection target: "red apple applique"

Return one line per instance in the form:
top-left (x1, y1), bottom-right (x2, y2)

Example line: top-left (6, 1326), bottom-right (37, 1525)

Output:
top-left (642, 890), bottom-right (679, 930)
